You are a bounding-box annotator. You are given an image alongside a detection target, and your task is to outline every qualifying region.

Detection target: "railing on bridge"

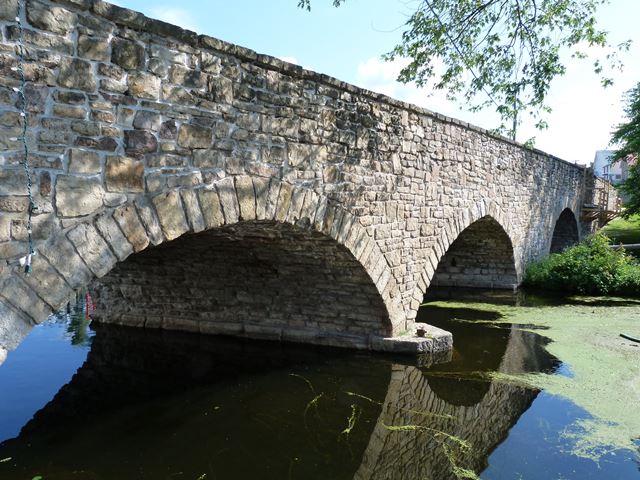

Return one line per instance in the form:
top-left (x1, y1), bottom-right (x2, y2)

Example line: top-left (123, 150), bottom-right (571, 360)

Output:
top-left (581, 169), bottom-right (622, 228)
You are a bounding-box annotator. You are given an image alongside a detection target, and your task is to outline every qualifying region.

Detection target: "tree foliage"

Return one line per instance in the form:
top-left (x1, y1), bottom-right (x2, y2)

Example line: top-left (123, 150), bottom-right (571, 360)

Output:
top-left (611, 83), bottom-right (640, 218)
top-left (300, 0), bottom-right (629, 140)
top-left (524, 233), bottom-right (640, 296)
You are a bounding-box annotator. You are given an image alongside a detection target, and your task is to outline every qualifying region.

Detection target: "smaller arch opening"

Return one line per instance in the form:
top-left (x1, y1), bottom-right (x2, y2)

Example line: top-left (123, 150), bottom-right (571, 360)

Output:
top-left (431, 216), bottom-right (518, 289)
top-left (550, 208), bottom-right (579, 253)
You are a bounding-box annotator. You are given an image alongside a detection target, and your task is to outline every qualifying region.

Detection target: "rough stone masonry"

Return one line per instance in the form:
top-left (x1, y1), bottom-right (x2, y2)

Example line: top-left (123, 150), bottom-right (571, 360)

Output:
top-left (0, 0), bottom-right (607, 359)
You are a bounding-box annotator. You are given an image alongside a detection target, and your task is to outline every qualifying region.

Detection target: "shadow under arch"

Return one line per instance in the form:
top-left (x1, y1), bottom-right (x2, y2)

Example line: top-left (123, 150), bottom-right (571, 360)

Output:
top-left (550, 207), bottom-right (580, 253)
top-left (0, 176), bottom-right (405, 354)
top-left (431, 215), bottom-right (518, 290)
top-left (406, 202), bottom-right (519, 321)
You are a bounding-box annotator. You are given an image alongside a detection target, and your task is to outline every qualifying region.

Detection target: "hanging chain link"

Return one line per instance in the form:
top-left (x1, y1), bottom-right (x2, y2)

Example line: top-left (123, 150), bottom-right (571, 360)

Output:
top-left (13, 0), bottom-right (36, 273)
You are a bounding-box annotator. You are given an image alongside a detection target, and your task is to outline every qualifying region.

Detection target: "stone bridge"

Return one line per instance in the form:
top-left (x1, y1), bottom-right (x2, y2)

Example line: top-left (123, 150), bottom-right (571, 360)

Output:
top-left (0, 0), bottom-right (602, 360)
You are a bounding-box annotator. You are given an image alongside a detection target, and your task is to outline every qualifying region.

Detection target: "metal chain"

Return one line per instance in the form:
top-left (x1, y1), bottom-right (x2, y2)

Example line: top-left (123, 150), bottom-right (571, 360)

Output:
top-left (13, 0), bottom-right (36, 273)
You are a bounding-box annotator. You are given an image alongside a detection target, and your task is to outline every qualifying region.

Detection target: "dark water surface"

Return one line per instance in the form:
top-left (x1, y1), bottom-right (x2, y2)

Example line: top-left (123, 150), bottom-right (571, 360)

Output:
top-left (0, 290), bottom-right (638, 479)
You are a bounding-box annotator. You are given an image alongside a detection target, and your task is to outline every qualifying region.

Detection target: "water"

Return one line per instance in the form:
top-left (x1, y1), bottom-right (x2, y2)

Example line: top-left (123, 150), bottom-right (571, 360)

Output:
top-left (0, 290), bottom-right (638, 479)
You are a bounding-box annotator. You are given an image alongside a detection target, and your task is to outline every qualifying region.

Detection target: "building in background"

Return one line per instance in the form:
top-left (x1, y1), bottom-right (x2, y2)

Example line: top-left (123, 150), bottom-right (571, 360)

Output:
top-left (592, 150), bottom-right (635, 185)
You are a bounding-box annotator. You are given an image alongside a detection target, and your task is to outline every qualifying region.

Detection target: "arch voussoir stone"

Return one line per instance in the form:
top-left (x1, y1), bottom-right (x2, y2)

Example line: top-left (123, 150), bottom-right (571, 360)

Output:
top-left (152, 190), bottom-right (189, 241)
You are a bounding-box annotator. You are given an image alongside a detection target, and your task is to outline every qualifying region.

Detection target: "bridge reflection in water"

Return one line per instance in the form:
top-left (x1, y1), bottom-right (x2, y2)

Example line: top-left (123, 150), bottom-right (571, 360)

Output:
top-left (0, 304), bottom-right (558, 480)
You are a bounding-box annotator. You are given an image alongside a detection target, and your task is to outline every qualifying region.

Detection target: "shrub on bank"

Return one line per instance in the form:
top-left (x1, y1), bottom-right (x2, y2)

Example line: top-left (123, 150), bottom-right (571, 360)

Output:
top-left (524, 233), bottom-right (640, 295)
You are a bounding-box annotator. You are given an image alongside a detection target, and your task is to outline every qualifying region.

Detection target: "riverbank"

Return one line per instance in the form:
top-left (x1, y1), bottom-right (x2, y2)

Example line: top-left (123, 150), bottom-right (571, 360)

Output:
top-left (602, 214), bottom-right (640, 245)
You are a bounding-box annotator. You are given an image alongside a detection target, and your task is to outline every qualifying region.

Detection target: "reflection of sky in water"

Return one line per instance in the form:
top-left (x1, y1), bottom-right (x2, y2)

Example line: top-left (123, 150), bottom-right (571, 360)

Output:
top-left (0, 307), bottom-right (638, 479)
top-left (483, 392), bottom-right (639, 479)
top-left (555, 363), bottom-right (575, 378)
top-left (0, 318), bottom-right (92, 441)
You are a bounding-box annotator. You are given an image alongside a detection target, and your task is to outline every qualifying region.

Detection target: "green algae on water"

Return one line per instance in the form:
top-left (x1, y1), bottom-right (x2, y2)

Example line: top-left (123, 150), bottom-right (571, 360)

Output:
top-left (424, 296), bottom-right (640, 460)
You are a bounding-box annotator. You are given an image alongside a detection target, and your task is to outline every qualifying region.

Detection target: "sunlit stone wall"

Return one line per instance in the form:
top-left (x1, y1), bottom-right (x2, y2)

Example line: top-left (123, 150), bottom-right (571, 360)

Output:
top-left (0, 0), bottom-right (607, 356)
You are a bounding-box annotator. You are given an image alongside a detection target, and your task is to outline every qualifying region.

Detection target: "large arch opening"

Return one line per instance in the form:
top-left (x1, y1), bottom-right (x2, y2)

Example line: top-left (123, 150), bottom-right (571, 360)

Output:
top-left (89, 220), bottom-right (391, 347)
top-left (550, 208), bottom-right (579, 253)
top-left (430, 216), bottom-right (518, 289)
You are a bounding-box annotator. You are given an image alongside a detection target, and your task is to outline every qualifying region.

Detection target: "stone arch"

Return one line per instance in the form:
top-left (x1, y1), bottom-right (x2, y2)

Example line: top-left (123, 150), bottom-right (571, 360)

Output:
top-left (0, 176), bottom-right (404, 354)
top-left (550, 208), bottom-right (579, 253)
top-left (408, 202), bottom-right (518, 320)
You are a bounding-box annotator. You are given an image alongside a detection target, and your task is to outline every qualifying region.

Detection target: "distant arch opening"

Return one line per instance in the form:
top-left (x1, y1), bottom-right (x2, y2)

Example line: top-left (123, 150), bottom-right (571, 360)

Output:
top-left (89, 221), bottom-right (391, 347)
top-left (550, 208), bottom-right (579, 253)
top-left (430, 216), bottom-right (518, 289)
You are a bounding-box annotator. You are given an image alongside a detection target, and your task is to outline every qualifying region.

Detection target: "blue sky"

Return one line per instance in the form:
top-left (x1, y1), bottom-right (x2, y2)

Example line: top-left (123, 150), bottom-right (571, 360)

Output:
top-left (112, 0), bottom-right (640, 165)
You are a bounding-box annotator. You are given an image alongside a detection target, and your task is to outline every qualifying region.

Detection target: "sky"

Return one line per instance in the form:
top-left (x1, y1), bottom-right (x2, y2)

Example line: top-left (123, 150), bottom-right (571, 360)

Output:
top-left (111, 0), bottom-right (640, 165)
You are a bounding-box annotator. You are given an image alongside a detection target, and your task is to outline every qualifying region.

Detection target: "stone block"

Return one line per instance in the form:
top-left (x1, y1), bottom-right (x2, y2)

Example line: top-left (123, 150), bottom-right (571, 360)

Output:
top-left (275, 182), bottom-right (293, 222)
top-left (197, 187), bottom-right (224, 229)
top-left (162, 85), bottom-right (194, 104)
top-left (0, 277), bottom-right (51, 324)
top-left (0, 217), bottom-right (10, 242)
top-left (27, 0), bottom-right (76, 34)
top-left (235, 176), bottom-right (256, 221)
top-left (288, 143), bottom-right (328, 167)
top-left (124, 130), bottom-right (158, 155)
top-left (133, 110), bottom-right (162, 131)
top-left (168, 65), bottom-right (206, 88)
top-left (10, 214), bottom-right (56, 241)
top-left (0, 301), bottom-right (32, 352)
top-left (264, 179), bottom-right (281, 219)
top-left (94, 213), bottom-right (133, 261)
top-left (252, 177), bottom-right (270, 219)
top-left (55, 174), bottom-right (104, 217)
top-left (113, 204), bottom-right (149, 252)
top-left (207, 75), bottom-right (233, 103)
top-left (67, 223), bottom-right (117, 278)
top-left (177, 124), bottom-right (213, 149)
top-left (127, 72), bottom-right (161, 99)
top-left (105, 156), bottom-right (144, 192)
top-left (0, 0), bottom-right (18, 21)
top-left (193, 149), bottom-right (224, 168)
top-left (68, 148), bottom-right (101, 173)
top-left (286, 188), bottom-right (305, 224)
top-left (21, 254), bottom-right (73, 310)
top-left (152, 190), bottom-right (189, 241)
top-left (0, 170), bottom-right (28, 196)
top-left (180, 189), bottom-right (205, 233)
top-left (312, 196), bottom-right (328, 232)
top-left (78, 34), bottom-right (110, 61)
top-left (134, 196), bottom-right (164, 245)
top-left (215, 177), bottom-right (239, 224)
top-left (111, 37), bottom-right (145, 70)
top-left (159, 120), bottom-right (177, 139)
top-left (58, 58), bottom-right (96, 92)
top-left (74, 135), bottom-right (118, 151)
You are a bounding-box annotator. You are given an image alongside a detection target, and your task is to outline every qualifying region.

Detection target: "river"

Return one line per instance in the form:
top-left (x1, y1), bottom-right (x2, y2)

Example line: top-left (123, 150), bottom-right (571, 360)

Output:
top-left (0, 289), bottom-right (638, 479)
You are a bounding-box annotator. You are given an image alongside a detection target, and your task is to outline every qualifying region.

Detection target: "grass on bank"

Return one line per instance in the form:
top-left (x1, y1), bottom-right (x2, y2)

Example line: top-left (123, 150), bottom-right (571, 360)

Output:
top-left (601, 214), bottom-right (640, 245)
top-left (524, 233), bottom-right (640, 296)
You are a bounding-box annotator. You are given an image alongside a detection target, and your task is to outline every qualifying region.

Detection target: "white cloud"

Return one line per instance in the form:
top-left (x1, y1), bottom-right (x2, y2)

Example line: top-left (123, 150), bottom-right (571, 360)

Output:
top-left (149, 7), bottom-right (200, 32)
top-left (354, 53), bottom-right (639, 164)
top-left (355, 56), bottom-right (487, 123)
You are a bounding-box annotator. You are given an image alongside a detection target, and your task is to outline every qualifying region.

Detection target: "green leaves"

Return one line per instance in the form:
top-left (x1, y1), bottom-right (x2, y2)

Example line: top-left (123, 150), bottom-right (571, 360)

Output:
top-left (611, 82), bottom-right (640, 218)
top-left (524, 233), bottom-right (640, 296)
top-left (385, 0), bottom-right (624, 139)
top-left (300, 0), bottom-right (628, 141)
